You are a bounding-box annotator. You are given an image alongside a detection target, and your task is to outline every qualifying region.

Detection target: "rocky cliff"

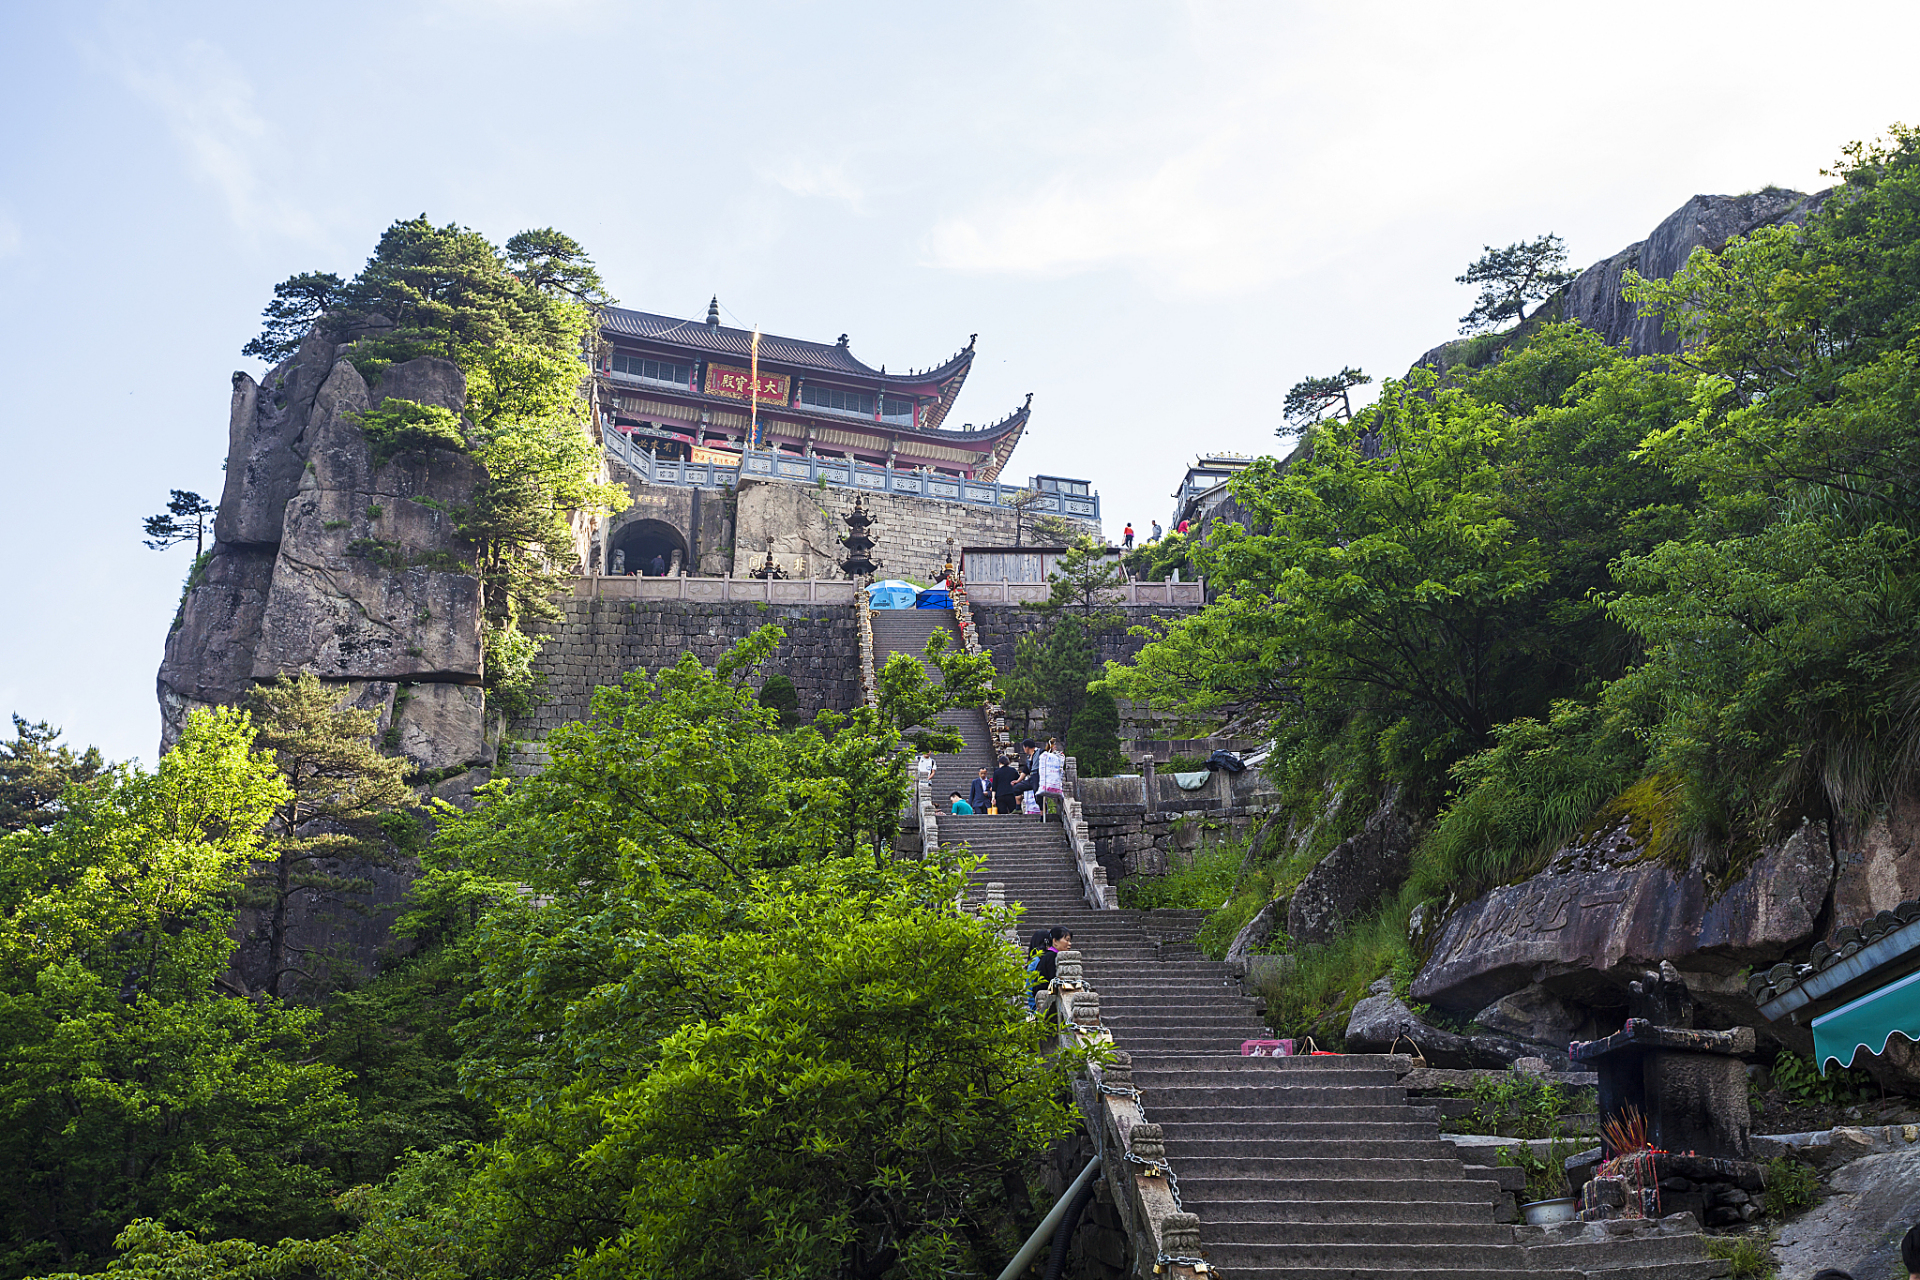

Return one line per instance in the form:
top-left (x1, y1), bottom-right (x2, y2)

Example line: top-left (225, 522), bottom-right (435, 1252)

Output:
top-left (159, 330), bottom-right (499, 794)
top-left (1420, 186), bottom-right (1827, 371)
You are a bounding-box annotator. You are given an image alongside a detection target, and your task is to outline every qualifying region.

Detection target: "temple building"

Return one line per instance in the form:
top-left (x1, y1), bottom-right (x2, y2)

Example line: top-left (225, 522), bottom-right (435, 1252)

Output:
top-left (598, 297), bottom-right (1028, 481)
top-left (591, 297), bottom-right (1099, 581)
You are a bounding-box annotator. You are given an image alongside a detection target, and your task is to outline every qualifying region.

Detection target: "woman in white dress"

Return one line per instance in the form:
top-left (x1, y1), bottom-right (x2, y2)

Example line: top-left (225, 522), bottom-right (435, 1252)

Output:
top-left (1036, 738), bottom-right (1065, 820)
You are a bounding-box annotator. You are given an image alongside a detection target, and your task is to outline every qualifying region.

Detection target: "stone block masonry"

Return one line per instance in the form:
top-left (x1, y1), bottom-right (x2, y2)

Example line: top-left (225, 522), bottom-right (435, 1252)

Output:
top-left (510, 599), bottom-right (861, 739)
top-left (970, 604), bottom-right (1184, 677)
top-left (730, 480), bottom-right (1096, 581)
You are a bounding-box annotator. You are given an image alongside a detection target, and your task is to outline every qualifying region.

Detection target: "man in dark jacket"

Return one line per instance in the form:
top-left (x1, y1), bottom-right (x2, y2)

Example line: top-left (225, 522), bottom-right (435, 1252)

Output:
top-left (991, 753), bottom-right (1025, 815)
top-left (968, 767), bottom-right (993, 812)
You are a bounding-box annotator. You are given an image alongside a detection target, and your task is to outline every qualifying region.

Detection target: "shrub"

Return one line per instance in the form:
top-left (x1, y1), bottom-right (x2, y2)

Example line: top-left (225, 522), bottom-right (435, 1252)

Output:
top-left (757, 675), bottom-right (801, 728)
top-left (1761, 1156), bottom-right (1819, 1216)
top-left (1704, 1234), bottom-right (1776, 1280)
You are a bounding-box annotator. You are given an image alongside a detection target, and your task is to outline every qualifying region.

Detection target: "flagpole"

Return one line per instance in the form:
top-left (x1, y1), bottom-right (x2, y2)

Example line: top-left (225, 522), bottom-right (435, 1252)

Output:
top-left (750, 325), bottom-right (762, 451)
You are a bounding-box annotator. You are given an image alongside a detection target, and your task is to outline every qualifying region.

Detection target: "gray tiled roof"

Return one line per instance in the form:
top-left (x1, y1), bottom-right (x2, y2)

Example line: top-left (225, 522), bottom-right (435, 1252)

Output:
top-left (600, 306), bottom-right (974, 386)
top-left (1750, 899), bottom-right (1920, 1008)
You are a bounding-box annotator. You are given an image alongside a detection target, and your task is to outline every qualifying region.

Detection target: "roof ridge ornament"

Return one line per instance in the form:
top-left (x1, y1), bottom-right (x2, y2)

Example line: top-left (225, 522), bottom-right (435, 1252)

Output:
top-left (837, 333), bottom-right (849, 348)
top-left (706, 296), bottom-right (720, 328)
top-left (967, 333), bottom-right (977, 351)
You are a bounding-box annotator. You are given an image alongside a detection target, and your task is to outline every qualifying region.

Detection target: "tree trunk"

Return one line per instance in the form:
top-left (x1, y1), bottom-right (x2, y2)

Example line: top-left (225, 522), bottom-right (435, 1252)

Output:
top-left (266, 851), bottom-right (290, 999)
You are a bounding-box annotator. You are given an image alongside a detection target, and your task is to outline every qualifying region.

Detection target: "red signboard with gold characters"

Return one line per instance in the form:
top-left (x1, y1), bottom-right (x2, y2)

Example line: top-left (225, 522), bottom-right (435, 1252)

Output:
top-left (703, 363), bottom-right (789, 404)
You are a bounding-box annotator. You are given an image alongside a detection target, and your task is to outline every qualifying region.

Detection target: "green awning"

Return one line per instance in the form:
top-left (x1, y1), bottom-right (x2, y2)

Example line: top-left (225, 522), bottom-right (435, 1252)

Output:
top-left (1812, 964), bottom-right (1920, 1073)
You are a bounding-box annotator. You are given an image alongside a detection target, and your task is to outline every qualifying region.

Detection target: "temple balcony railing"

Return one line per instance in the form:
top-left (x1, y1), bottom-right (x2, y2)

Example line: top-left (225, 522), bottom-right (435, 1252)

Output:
top-left (603, 428), bottom-right (1101, 521)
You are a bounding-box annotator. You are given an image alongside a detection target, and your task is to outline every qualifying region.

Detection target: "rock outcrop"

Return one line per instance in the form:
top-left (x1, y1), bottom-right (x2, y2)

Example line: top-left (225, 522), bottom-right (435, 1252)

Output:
top-left (1417, 187), bottom-right (1828, 370)
top-left (160, 343), bottom-right (495, 772)
top-left (1345, 978), bottom-right (1570, 1069)
top-left (1412, 818), bottom-right (1835, 1030)
top-left (159, 340), bottom-right (506, 995)
top-left (1286, 787), bottom-right (1416, 945)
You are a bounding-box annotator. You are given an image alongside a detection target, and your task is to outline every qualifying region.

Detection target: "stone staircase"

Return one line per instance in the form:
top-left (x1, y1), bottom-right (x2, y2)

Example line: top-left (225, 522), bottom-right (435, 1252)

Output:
top-left (947, 811), bottom-right (1730, 1280)
top-left (869, 608), bottom-right (998, 780)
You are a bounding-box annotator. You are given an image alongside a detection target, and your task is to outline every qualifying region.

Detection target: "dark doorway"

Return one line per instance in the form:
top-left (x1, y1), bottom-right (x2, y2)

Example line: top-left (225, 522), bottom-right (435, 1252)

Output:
top-left (612, 519), bottom-right (690, 576)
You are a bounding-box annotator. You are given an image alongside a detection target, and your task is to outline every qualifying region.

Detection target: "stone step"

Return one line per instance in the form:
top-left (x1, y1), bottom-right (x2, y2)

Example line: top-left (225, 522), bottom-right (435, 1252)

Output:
top-left (1200, 1223), bottom-right (1516, 1246)
top-left (1200, 1265), bottom-right (1581, 1280)
top-left (1178, 1198), bottom-right (1498, 1225)
top-left (1164, 1137), bottom-right (1459, 1160)
top-left (1169, 1155), bottom-right (1468, 1181)
top-left (1521, 1237), bottom-right (1722, 1267)
top-left (1200, 1245), bottom-right (1535, 1268)
top-left (1145, 1110), bottom-right (1437, 1137)
top-left (1173, 1177), bottom-right (1497, 1206)
top-left (1126, 1082), bottom-right (1410, 1104)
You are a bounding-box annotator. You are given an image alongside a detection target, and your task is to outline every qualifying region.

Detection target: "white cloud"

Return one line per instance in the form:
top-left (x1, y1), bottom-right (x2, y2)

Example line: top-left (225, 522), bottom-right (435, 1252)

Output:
top-left (107, 31), bottom-right (320, 241)
top-left (764, 155), bottom-right (867, 211)
top-left (0, 212), bottom-right (22, 260)
top-left (919, 0), bottom-right (1920, 296)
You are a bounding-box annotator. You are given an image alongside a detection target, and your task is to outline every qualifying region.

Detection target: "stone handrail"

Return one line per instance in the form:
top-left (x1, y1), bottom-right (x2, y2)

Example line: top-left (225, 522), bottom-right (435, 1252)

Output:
top-left (602, 426), bottom-right (1103, 520)
top-left (961, 579), bottom-right (1205, 607)
top-left (1058, 756), bottom-right (1117, 910)
top-left (1036, 962), bottom-right (1207, 1277)
top-left (856, 586), bottom-right (878, 711)
top-left (949, 577), bottom-right (1013, 757)
top-left (578, 575), bottom-right (856, 603)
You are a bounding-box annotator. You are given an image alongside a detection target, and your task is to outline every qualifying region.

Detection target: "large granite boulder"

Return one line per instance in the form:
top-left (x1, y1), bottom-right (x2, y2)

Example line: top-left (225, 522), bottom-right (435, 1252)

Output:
top-left (1346, 979), bottom-right (1569, 1069)
top-left (1413, 818), bottom-right (1834, 1016)
top-left (251, 357), bottom-right (484, 681)
top-left (1287, 786), bottom-right (1416, 944)
top-left (215, 330), bottom-right (340, 546)
top-left (1827, 803), bottom-right (1920, 940)
top-left (156, 542), bottom-right (280, 746)
top-left (1561, 188), bottom-right (1822, 356)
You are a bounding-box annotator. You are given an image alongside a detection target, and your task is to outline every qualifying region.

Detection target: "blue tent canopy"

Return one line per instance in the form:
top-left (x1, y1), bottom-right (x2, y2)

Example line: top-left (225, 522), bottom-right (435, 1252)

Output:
top-left (916, 588), bottom-right (952, 609)
top-left (867, 580), bottom-right (919, 610)
top-left (1813, 965), bottom-right (1920, 1073)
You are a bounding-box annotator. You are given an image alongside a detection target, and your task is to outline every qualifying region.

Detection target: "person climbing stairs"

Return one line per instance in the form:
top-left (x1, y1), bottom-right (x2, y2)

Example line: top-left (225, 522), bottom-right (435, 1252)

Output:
top-left (869, 607), bottom-right (997, 783)
top-left (949, 811), bottom-right (1730, 1280)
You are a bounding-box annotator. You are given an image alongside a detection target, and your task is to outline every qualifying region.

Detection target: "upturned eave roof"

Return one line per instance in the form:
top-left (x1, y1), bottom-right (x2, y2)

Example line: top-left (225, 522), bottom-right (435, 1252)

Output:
top-left (599, 306), bottom-right (977, 401)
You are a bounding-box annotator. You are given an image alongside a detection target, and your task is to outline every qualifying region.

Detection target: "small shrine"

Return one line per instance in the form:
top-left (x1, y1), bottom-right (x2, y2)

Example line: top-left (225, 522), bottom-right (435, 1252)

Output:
top-left (747, 536), bottom-right (788, 581)
top-left (1569, 965), bottom-right (1766, 1228)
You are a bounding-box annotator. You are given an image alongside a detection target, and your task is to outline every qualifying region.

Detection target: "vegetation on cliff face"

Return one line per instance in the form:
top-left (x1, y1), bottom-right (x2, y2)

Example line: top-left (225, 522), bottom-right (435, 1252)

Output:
top-left (1103, 125), bottom-right (1920, 1036)
top-left (2, 629), bottom-right (1052, 1279)
top-left (246, 217), bottom-right (630, 711)
top-left (0, 710), bottom-right (355, 1275)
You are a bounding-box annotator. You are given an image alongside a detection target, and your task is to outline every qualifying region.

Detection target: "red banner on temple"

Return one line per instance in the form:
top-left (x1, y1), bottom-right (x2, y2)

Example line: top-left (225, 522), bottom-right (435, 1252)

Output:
top-left (704, 363), bottom-right (789, 404)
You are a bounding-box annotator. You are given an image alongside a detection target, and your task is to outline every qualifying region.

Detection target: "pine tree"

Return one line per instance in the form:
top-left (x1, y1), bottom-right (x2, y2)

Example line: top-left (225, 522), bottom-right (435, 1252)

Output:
top-left (244, 674), bottom-right (412, 1000)
top-left (0, 715), bottom-right (104, 832)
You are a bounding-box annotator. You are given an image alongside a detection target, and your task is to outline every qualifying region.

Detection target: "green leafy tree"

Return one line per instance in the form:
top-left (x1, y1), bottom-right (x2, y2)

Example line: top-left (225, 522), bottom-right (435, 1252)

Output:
top-left (140, 489), bottom-right (214, 557)
top-left (503, 227), bottom-right (611, 305)
top-left (1066, 686), bottom-right (1124, 777)
top-left (1282, 366), bottom-right (1372, 429)
top-left (756, 673), bottom-right (801, 727)
top-left (0, 716), bottom-right (103, 832)
top-left (1030, 513), bottom-right (1082, 545)
top-left (1457, 234), bottom-right (1576, 333)
top-left (1599, 126), bottom-right (1920, 835)
top-left (1101, 332), bottom-right (1692, 794)
top-left (1010, 613), bottom-right (1095, 738)
top-left (376, 626), bottom-right (1070, 1278)
top-left (240, 271), bottom-right (343, 361)
top-left (243, 675), bottom-right (412, 1000)
top-left (1043, 535), bottom-right (1127, 619)
top-left (0, 709), bottom-right (354, 1275)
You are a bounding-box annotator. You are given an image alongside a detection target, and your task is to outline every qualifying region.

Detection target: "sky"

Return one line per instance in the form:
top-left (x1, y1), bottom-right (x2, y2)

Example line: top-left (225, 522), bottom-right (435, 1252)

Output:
top-left (2, 0), bottom-right (1916, 765)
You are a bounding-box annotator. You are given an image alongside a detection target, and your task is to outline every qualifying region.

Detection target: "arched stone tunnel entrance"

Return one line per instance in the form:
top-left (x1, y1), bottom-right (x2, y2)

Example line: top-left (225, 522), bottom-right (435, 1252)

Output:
top-left (611, 518), bottom-right (690, 576)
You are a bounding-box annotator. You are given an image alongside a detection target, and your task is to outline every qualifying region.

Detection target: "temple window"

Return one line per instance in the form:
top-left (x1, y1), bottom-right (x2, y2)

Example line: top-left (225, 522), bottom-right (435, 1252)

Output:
top-left (611, 353), bottom-right (690, 385)
top-left (800, 384), bottom-right (874, 415)
top-left (881, 395), bottom-right (914, 422)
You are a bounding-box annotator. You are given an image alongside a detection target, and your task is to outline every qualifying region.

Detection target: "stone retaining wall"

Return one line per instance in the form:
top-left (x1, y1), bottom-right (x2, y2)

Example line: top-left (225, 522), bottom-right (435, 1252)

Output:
top-left (511, 599), bottom-right (861, 738)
